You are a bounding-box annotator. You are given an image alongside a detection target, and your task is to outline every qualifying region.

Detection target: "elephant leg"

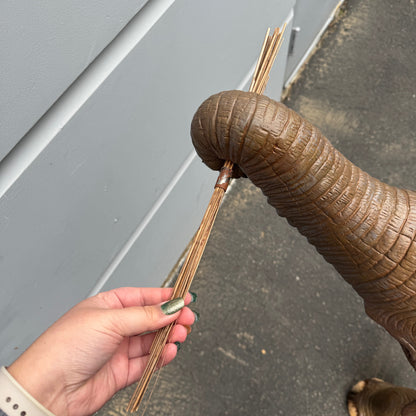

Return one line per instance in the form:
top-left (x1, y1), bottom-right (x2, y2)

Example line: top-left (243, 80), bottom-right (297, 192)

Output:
top-left (347, 379), bottom-right (416, 416)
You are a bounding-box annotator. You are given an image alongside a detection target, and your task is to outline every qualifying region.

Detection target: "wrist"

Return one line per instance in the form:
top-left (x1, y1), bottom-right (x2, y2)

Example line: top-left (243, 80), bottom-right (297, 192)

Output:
top-left (0, 367), bottom-right (56, 416)
top-left (7, 354), bottom-right (65, 416)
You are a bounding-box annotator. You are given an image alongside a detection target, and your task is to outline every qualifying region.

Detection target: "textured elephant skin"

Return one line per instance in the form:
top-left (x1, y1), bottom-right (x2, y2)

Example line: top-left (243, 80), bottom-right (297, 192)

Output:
top-left (191, 90), bottom-right (416, 414)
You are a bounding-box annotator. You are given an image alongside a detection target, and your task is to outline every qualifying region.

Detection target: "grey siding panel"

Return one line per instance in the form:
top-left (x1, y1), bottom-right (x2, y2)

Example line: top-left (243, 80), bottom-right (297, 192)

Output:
top-left (284, 0), bottom-right (343, 84)
top-left (0, 0), bottom-right (294, 364)
top-left (0, 0), bottom-right (149, 161)
top-left (100, 155), bottom-right (218, 292)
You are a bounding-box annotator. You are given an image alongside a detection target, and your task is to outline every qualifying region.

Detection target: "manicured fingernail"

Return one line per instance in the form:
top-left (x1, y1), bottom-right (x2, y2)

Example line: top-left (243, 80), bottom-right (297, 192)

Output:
top-left (161, 298), bottom-right (185, 315)
top-left (184, 325), bottom-right (192, 334)
top-left (193, 311), bottom-right (200, 322)
top-left (174, 341), bottom-right (181, 351)
top-left (190, 292), bottom-right (197, 303)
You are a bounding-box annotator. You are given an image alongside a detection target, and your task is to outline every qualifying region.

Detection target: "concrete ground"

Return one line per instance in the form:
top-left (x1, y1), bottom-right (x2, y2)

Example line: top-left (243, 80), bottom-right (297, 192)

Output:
top-left (98, 0), bottom-right (416, 414)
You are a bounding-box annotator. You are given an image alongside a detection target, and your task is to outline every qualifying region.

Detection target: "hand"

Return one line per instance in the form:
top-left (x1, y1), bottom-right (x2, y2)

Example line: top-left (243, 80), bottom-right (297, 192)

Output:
top-left (7, 287), bottom-right (197, 416)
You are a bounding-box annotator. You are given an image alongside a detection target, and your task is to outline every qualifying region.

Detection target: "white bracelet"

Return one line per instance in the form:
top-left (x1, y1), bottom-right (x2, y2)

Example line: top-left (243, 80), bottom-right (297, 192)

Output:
top-left (0, 367), bottom-right (55, 416)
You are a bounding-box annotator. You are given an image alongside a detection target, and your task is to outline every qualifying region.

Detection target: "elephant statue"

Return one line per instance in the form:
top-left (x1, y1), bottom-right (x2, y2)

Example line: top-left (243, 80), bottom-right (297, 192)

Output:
top-left (190, 90), bottom-right (416, 415)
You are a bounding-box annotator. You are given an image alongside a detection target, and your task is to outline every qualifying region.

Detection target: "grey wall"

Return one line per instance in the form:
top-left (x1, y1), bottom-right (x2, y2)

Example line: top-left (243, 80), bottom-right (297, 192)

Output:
top-left (285, 0), bottom-right (342, 85)
top-left (0, 0), bottom-right (342, 364)
top-left (0, 0), bottom-right (149, 160)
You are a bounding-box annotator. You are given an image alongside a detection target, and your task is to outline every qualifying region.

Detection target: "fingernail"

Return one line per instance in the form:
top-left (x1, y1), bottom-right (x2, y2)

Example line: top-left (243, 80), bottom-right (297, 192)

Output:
top-left (184, 325), bottom-right (192, 334)
top-left (174, 341), bottom-right (181, 351)
top-left (161, 298), bottom-right (185, 315)
top-left (193, 311), bottom-right (200, 322)
top-left (190, 292), bottom-right (197, 303)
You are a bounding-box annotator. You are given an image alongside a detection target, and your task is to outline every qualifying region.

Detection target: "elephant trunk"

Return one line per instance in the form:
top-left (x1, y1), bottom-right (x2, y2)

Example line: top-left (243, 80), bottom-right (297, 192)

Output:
top-left (190, 90), bottom-right (416, 367)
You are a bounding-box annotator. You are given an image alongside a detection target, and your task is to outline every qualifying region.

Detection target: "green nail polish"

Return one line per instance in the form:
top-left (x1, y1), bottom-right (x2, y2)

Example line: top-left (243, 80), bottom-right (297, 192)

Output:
top-left (190, 292), bottom-right (197, 303)
top-left (193, 311), bottom-right (200, 322)
top-left (174, 341), bottom-right (181, 351)
top-left (161, 297), bottom-right (185, 315)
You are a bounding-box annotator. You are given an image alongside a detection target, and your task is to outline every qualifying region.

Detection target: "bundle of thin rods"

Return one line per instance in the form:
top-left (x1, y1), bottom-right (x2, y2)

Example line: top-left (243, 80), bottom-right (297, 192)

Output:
top-left (126, 25), bottom-right (286, 413)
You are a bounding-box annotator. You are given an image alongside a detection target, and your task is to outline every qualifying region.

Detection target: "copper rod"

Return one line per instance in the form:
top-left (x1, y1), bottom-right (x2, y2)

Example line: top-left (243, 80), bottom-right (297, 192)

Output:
top-left (127, 25), bottom-right (286, 413)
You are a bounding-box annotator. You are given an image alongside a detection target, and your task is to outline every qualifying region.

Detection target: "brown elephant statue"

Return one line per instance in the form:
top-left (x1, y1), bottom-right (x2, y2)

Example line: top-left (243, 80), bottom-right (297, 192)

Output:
top-left (190, 90), bottom-right (416, 416)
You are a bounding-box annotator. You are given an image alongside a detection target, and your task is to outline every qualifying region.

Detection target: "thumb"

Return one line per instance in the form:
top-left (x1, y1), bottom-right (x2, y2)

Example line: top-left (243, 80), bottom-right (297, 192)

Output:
top-left (111, 297), bottom-right (185, 337)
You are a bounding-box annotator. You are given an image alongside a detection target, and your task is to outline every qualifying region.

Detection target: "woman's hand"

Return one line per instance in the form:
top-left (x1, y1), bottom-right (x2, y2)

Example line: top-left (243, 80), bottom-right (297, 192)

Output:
top-left (7, 287), bottom-right (197, 416)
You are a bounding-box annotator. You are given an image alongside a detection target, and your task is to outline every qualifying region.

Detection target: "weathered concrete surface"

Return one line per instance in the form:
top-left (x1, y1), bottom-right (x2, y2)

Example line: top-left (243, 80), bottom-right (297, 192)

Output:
top-left (98, 0), bottom-right (416, 414)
